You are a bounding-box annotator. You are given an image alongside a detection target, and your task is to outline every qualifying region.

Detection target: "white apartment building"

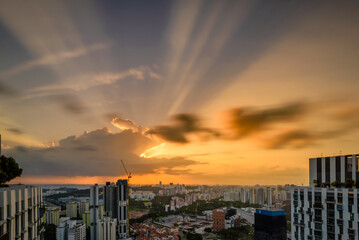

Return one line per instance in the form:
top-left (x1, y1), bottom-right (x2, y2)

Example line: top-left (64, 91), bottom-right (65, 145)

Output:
top-left (129, 191), bottom-right (156, 201)
top-left (309, 154), bottom-right (359, 187)
top-left (290, 154), bottom-right (359, 240)
top-left (290, 186), bottom-right (358, 240)
top-left (223, 191), bottom-right (240, 202)
top-left (97, 217), bottom-right (117, 240)
top-left (0, 185), bottom-right (44, 240)
top-left (56, 219), bottom-right (86, 240)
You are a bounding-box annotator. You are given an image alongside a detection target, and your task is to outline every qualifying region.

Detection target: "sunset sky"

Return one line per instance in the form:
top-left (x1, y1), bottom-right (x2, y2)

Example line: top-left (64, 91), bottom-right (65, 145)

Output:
top-left (1, 0), bottom-right (359, 186)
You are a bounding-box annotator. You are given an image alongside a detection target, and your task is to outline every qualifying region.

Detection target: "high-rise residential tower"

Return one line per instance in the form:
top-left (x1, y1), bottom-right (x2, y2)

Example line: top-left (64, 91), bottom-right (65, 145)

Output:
top-left (45, 206), bottom-right (61, 226)
top-left (97, 217), bottom-right (117, 240)
top-left (66, 202), bottom-right (78, 219)
top-left (290, 154), bottom-right (359, 240)
top-left (56, 219), bottom-right (86, 240)
top-left (309, 154), bottom-right (359, 187)
top-left (90, 184), bottom-right (100, 240)
top-left (116, 179), bottom-right (129, 239)
top-left (103, 180), bottom-right (129, 239)
top-left (0, 185), bottom-right (45, 240)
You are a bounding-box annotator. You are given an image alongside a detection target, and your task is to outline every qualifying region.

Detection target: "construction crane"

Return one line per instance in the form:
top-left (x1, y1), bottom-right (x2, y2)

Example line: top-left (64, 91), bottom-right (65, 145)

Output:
top-left (121, 160), bottom-right (132, 182)
top-left (121, 160), bottom-right (131, 226)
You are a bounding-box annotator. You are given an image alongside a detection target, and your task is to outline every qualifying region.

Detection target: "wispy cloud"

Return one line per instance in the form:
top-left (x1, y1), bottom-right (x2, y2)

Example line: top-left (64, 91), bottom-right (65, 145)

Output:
top-left (22, 67), bottom-right (160, 100)
top-left (146, 113), bottom-right (220, 143)
top-left (0, 43), bottom-right (108, 78)
top-left (111, 116), bottom-right (147, 134)
top-left (0, 81), bottom-right (18, 96)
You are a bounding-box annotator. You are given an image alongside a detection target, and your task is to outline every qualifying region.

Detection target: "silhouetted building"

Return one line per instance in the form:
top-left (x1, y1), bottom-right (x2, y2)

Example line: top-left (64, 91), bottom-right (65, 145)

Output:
top-left (254, 209), bottom-right (286, 240)
top-left (103, 180), bottom-right (129, 239)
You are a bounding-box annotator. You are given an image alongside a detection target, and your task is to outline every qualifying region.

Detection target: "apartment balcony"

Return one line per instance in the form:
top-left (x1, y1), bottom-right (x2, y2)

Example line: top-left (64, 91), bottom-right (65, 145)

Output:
top-left (314, 232), bottom-right (323, 238)
top-left (337, 205), bottom-right (344, 211)
top-left (0, 233), bottom-right (9, 240)
top-left (293, 220), bottom-right (305, 226)
top-left (39, 207), bottom-right (46, 218)
top-left (337, 219), bottom-right (343, 225)
top-left (37, 222), bottom-right (45, 232)
top-left (306, 210), bottom-right (313, 215)
top-left (327, 221), bottom-right (335, 226)
top-left (314, 217), bottom-right (323, 223)
top-left (325, 198), bottom-right (335, 203)
top-left (313, 203), bottom-right (323, 209)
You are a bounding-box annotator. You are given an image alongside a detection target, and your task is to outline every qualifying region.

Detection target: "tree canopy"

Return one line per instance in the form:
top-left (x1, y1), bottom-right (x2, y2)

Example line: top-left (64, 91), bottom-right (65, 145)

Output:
top-left (0, 155), bottom-right (23, 186)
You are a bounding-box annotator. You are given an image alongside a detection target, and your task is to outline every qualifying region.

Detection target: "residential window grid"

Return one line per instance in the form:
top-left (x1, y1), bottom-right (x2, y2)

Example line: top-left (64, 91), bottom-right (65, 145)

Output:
top-left (0, 186), bottom-right (44, 240)
top-left (291, 187), bottom-right (358, 240)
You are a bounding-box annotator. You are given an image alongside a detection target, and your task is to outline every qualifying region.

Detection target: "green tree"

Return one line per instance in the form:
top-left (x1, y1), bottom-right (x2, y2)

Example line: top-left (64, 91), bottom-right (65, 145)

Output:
top-left (331, 181), bottom-right (339, 188)
top-left (186, 232), bottom-right (202, 240)
top-left (345, 178), bottom-right (355, 188)
top-left (44, 224), bottom-right (57, 240)
top-left (0, 155), bottom-right (23, 186)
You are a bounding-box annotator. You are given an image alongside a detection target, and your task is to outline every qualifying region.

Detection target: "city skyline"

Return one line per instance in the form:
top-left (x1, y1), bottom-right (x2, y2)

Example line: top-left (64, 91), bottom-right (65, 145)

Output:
top-left (1, 1), bottom-right (359, 185)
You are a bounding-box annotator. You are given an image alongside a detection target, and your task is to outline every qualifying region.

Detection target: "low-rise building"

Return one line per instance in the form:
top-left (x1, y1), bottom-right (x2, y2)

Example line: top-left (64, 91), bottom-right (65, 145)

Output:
top-left (129, 191), bottom-right (156, 201)
top-left (212, 208), bottom-right (240, 231)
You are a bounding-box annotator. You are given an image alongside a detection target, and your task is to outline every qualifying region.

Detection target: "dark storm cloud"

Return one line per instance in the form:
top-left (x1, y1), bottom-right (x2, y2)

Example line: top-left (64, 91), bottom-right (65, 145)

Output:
top-left (0, 81), bottom-right (17, 96)
top-left (228, 102), bottom-right (307, 138)
top-left (265, 130), bottom-right (316, 149)
top-left (145, 101), bottom-right (359, 149)
top-left (53, 94), bottom-right (87, 115)
top-left (5, 127), bottom-right (201, 177)
top-left (146, 113), bottom-right (220, 143)
top-left (6, 128), bottom-right (24, 135)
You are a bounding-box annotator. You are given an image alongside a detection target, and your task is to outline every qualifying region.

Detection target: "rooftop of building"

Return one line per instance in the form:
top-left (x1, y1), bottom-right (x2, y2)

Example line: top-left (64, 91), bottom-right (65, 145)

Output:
top-left (0, 184), bottom-right (41, 191)
top-left (255, 209), bottom-right (285, 216)
top-left (310, 153), bottom-right (359, 159)
top-left (46, 206), bottom-right (61, 211)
